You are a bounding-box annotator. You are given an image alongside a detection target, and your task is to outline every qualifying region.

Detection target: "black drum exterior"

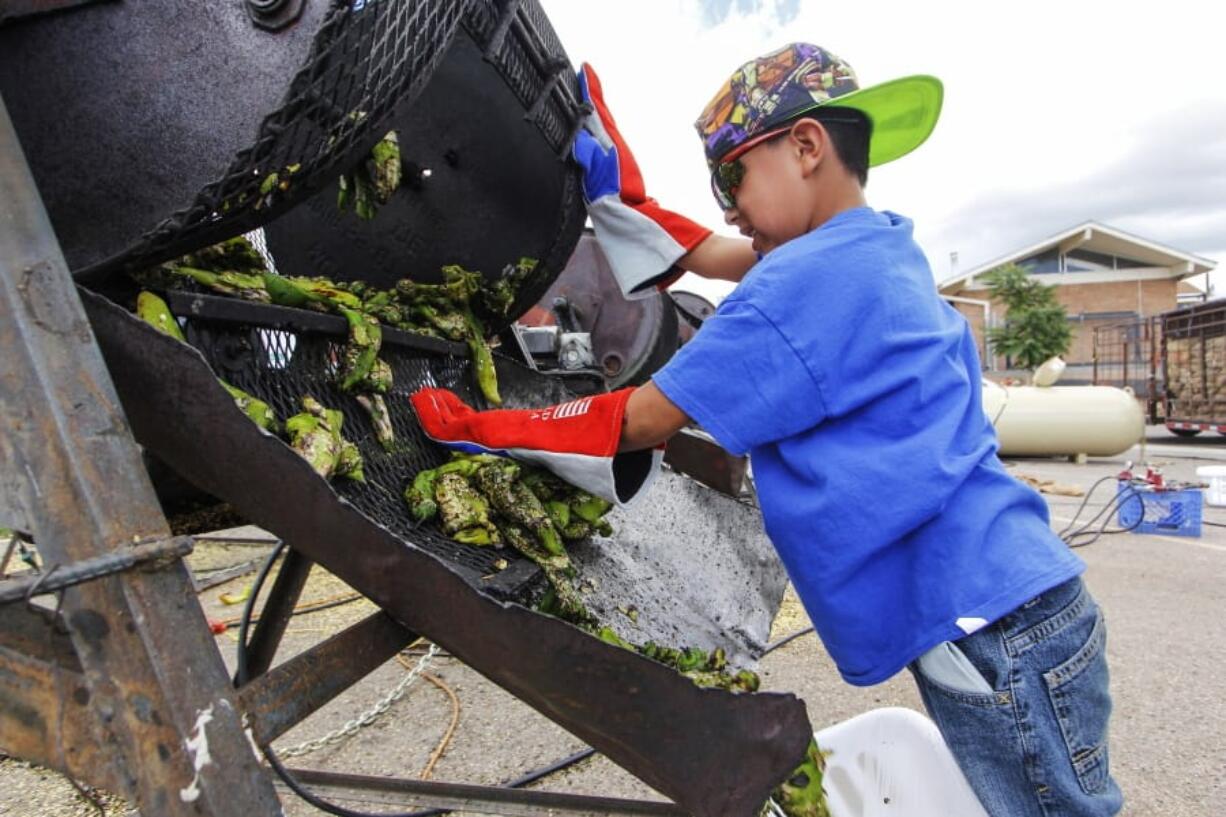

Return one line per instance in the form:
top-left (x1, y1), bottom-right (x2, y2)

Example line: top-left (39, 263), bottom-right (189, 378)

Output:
top-left (0, 1), bottom-right (495, 281)
top-left (264, 8), bottom-right (589, 329)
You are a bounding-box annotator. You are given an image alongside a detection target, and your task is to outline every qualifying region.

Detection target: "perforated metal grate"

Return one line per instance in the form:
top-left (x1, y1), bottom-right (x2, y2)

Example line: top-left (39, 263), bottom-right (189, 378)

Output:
top-left (107, 0), bottom-right (585, 280)
top-left (106, 1), bottom-right (458, 272)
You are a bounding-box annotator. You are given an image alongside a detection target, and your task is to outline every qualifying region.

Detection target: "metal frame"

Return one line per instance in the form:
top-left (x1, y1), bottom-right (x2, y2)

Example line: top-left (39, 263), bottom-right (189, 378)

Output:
top-left (0, 93), bottom-right (282, 814)
top-left (0, 85), bottom-right (688, 817)
top-left (0, 91), bottom-right (696, 815)
top-left (0, 89), bottom-right (809, 816)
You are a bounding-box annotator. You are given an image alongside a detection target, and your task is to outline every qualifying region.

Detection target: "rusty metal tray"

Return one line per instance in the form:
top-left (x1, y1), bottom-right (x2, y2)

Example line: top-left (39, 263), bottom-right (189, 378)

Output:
top-left (82, 288), bottom-right (814, 817)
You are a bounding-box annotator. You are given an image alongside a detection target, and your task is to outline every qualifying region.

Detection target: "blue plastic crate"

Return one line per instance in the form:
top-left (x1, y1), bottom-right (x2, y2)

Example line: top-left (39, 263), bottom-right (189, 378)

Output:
top-left (1116, 482), bottom-right (1202, 537)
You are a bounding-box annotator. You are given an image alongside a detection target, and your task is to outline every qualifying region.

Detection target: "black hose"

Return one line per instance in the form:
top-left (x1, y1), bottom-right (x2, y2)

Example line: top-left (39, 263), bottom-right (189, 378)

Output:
top-left (1063, 482), bottom-right (1146, 548)
top-left (1065, 487), bottom-right (1145, 548)
top-left (1062, 484), bottom-right (1126, 541)
top-left (761, 626), bottom-right (814, 657)
top-left (1056, 475), bottom-right (1117, 538)
top-left (234, 540), bottom-right (287, 686)
top-left (1051, 473), bottom-right (1153, 548)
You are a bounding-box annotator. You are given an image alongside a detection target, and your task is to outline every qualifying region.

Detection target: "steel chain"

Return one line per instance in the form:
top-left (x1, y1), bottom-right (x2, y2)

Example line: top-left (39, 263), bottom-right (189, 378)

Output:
top-left (277, 643), bottom-right (439, 759)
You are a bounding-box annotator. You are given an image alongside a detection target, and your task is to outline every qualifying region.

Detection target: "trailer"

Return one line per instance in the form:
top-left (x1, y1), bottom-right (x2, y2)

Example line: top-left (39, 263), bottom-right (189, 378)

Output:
top-left (1093, 299), bottom-right (1226, 436)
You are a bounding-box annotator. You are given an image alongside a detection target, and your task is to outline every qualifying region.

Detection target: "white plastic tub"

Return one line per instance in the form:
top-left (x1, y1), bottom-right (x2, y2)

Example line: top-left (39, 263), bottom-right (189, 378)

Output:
top-left (1196, 465), bottom-right (1226, 506)
top-left (765, 708), bottom-right (989, 817)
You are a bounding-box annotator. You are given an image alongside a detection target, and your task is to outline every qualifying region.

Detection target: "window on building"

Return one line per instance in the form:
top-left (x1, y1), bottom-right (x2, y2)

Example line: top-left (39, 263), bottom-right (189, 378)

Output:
top-left (1065, 249), bottom-right (1152, 271)
top-left (1018, 248), bottom-right (1060, 274)
top-left (1074, 310), bottom-right (1140, 322)
top-left (1065, 249), bottom-right (1114, 271)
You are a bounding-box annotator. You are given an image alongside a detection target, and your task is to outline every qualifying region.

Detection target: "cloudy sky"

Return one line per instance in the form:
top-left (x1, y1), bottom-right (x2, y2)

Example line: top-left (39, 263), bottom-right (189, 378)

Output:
top-left (538, 0), bottom-right (1226, 302)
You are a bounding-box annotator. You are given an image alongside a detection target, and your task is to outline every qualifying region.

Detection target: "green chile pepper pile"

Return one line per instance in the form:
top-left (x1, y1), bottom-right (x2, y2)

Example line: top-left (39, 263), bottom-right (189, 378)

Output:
top-left (408, 453), bottom-right (761, 693)
top-left (136, 290), bottom-right (368, 484)
top-left (130, 234), bottom-right (537, 453)
top-left (132, 132), bottom-right (536, 425)
top-left (409, 453), bottom-right (830, 815)
top-left (407, 452), bottom-right (607, 624)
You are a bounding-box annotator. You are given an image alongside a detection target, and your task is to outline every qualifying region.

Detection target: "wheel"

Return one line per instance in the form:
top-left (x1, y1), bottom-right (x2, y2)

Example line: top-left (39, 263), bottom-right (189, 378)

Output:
top-left (1170, 427), bottom-right (1202, 438)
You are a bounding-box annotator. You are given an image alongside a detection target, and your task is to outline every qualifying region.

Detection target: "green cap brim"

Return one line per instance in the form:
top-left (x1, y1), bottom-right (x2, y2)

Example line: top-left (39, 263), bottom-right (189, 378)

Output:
top-left (822, 75), bottom-right (943, 167)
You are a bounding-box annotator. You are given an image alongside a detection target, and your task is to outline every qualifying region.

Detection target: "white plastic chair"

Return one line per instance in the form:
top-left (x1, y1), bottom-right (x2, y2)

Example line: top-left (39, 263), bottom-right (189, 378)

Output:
top-left (787, 707), bottom-right (991, 817)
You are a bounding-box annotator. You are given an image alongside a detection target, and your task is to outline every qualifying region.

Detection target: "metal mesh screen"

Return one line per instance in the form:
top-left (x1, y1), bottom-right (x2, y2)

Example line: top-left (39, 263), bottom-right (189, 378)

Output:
top-left (105, 0), bottom-right (578, 277)
top-left (118, 0), bottom-right (467, 271)
top-left (1092, 317), bottom-right (1162, 407)
top-left (168, 290), bottom-right (577, 599)
top-left (113, 0), bottom-right (585, 279)
top-left (1158, 302), bottom-right (1226, 425)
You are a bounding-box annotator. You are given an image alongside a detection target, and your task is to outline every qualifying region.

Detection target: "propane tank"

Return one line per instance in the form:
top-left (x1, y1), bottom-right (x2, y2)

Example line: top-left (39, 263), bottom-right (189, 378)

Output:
top-left (982, 379), bottom-right (1144, 457)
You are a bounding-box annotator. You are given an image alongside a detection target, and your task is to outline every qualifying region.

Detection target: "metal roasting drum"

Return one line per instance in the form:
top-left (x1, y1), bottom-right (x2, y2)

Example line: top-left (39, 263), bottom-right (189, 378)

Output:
top-left (3, 0), bottom-right (375, 274)
top-left (0, 0), bottom-right (586, 320)
top-left (262, 21), bottom-right (588, 321)
top-left (2, 1), bottom-right (818, 813)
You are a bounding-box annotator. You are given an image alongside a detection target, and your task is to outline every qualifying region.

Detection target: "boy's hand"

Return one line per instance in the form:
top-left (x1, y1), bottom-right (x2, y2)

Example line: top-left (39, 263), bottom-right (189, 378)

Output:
top-left (410, 387), bottom-right (663, 507)
top-left (572, 64), bottom-right (711, 298)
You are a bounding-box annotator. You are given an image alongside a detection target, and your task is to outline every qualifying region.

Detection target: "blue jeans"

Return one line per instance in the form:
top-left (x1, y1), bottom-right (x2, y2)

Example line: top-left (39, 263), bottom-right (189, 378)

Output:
top-left (909, 577), bottom-right (1123, 816)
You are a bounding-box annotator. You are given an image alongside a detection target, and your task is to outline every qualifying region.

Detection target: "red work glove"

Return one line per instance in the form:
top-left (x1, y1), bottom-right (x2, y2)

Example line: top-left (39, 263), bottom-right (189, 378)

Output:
top-left (410, 387), bottom-right (662, 507)
top-left (572, 64), bottom-right (710, 296)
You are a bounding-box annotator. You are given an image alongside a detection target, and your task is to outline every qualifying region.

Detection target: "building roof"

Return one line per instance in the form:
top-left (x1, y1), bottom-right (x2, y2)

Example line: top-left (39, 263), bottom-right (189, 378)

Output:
top-left (938, 220), bottom-right (1217, 294)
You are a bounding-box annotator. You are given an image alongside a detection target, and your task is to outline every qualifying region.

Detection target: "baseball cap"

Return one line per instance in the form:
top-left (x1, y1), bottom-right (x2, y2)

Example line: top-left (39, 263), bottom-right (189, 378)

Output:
top-left (695, 42), bottom-right (943, 169)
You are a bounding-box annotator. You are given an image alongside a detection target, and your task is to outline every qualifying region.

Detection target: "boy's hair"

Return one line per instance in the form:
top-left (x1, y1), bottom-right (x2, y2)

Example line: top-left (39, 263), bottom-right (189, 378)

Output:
top-left (805, 110), bottom-right (871, 187)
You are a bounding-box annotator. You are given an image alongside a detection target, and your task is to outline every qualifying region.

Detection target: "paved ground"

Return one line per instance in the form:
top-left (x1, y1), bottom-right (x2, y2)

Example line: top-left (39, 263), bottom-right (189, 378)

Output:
top-left (2, 435), bottom-right (1224, 816)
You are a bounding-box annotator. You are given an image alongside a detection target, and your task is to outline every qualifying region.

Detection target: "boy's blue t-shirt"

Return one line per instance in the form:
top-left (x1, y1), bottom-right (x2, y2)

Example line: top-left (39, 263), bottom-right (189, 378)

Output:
top-left (652, 207), bottom-right (1084, 686)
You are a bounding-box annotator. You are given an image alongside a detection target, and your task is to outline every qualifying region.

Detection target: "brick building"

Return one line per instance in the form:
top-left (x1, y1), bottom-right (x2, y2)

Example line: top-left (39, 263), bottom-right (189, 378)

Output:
top-left (937, 221), bottom-right (1216, 377)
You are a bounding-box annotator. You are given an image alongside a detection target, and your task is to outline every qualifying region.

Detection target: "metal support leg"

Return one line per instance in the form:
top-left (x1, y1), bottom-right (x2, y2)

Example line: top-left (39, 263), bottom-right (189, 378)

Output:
top-left (0, 94), bottom-right (282, 815)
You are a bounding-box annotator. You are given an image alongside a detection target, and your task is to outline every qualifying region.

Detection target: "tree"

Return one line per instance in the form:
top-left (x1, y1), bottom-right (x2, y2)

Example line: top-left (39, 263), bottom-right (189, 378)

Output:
top-left (982, 263), bottom-right (1073, 370)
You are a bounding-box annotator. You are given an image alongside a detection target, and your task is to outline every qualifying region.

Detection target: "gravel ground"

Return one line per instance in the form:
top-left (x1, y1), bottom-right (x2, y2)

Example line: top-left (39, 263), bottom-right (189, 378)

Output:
top-left (3, 441), bottom-right (1224, 816)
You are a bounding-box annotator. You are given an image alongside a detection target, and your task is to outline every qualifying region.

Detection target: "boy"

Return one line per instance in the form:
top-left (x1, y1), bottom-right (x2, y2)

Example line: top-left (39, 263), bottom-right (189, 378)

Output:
top-left (413, 43), bottom-right (1122, 817)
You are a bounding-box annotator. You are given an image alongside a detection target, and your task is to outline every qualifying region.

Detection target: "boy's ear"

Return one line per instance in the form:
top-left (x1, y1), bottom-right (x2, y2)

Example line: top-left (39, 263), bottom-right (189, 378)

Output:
top-left (789, 118), bottom-right (828, 176)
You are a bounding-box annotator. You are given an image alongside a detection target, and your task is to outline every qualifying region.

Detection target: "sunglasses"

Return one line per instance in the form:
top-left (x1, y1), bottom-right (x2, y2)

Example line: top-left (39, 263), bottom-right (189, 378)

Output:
top-left (709, 113), bottom-right (865, 211)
